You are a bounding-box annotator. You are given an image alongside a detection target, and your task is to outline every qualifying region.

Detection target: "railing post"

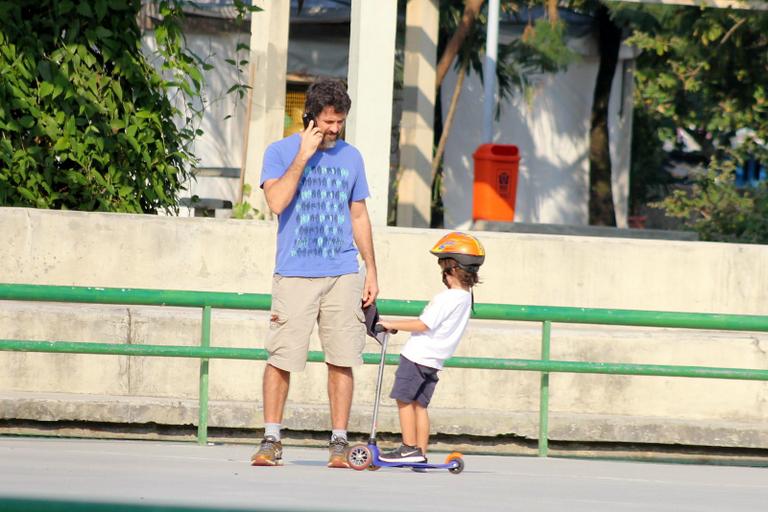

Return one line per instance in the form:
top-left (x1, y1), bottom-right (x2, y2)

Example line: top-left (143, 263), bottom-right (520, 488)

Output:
top-left (538, 320), bottom-right (551, 457)
top-left (198, 306), bottom-right (212, 445)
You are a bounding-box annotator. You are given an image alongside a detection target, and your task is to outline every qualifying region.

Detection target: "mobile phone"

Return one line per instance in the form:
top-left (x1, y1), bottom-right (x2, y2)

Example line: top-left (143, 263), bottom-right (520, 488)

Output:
top-left (302, 112), bottom-right (314, 129)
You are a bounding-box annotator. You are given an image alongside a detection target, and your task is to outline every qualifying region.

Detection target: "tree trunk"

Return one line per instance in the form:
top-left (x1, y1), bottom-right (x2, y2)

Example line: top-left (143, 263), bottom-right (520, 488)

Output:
top-left (432, 63), bottom-right (467, 180)
top-left (547, 0), bottom-right (559, 24)
top-left (588, 5), bottom-right (622, 226)
top-left (435, 0), bottom-right (484, 90)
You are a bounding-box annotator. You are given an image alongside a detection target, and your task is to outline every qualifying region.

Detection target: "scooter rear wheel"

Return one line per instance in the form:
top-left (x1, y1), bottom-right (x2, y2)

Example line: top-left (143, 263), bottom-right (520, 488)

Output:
top-left (347, 444), bottom-right (372, 471)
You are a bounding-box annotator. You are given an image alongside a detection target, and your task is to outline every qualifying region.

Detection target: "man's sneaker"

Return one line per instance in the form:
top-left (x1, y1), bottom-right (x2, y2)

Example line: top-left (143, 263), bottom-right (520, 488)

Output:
top-left (327, 435), bottom-right (350, 468)
top-left (379, 444), bottom-right (426, 463)
top-left (250, 436), bottom-right (283, 466)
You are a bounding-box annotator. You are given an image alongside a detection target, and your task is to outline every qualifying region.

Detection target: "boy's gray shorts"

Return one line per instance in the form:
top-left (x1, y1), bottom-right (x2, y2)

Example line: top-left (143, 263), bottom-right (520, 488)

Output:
top-left (389, 355), bottom-right (440, 407)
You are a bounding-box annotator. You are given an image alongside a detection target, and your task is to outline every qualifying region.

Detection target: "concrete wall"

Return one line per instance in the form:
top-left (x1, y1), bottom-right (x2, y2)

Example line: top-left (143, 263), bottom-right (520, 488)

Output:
top-left (2, 207), bottom-right (768, 449)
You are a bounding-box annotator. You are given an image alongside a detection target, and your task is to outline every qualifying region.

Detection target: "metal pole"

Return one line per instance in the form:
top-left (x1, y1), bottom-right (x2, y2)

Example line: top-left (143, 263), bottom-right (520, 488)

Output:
top-left (538, 321), bottom-right (551, 457)
top-left (4, 339), bottom-right (768, 381)
top-left (483, 0), bottom-right (500, 143)
top-left (3, 284), bottom-right (768, 333)
top-left (198, 306), bottom-right (212, 445)
top-left (369, 334), bottom-right (389, 443)
top-left (0, 283), bottom-right (272, 310)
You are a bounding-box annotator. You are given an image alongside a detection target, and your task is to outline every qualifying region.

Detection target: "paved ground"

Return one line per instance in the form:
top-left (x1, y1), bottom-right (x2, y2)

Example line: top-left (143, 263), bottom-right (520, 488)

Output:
top-left (1, 436), bottom-right (768, 511)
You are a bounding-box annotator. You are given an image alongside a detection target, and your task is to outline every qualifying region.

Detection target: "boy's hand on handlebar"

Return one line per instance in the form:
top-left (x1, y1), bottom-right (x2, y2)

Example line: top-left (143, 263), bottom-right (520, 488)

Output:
top-left (377, 321), bottom-right (398, 334)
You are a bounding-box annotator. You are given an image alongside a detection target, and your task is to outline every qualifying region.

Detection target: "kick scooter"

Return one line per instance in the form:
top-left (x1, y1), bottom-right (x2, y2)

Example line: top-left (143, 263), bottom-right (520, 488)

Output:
top-left (347, 304), bottom-right (464, 474)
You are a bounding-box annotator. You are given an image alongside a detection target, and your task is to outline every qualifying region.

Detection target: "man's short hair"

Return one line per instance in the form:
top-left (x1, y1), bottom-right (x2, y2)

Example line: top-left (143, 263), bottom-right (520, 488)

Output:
top-left (305, 78), bottom-right (351, 116)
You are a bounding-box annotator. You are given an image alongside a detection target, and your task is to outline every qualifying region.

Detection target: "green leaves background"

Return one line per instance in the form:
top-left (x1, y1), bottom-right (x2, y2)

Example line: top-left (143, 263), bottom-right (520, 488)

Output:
top-left (0, 0), bottom-right (193, 213)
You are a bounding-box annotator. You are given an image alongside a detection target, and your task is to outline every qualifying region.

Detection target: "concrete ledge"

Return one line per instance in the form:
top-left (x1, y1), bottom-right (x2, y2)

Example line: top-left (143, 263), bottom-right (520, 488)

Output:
top-left (474, 220), bottom-right (699, 241)
top-left (3, 391), bottom-right (768, 451)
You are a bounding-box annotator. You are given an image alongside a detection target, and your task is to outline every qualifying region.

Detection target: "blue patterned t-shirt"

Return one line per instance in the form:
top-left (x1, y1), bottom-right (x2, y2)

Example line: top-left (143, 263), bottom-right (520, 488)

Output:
top-left (260, 134), bottom-right (370, 277)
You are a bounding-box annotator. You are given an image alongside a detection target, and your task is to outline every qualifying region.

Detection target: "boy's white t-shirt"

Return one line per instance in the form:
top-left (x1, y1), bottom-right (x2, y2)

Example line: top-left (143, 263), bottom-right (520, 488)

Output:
top-left (400, 288), bottom-right (472, 370)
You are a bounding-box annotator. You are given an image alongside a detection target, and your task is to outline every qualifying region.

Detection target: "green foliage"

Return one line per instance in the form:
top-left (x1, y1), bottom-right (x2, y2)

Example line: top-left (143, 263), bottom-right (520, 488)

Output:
top-left (652, 161), bottom-right (768, 244)
top-left (439, 0), bottom-right (577, 114)
top-left (606, 4), bottom-right (768, 233)
top-left (628, 109), bottom-right (675, 214)
top-left (0, 0), bottom-right (258, 213)
top-left (0, 0), bottom-right (186, 212)
top-left (613, 6), bottom-right (768, 164)
top-left (521, 18), bottom-right (579, 69)
top-left (230, 183), bottom-right (264, 220)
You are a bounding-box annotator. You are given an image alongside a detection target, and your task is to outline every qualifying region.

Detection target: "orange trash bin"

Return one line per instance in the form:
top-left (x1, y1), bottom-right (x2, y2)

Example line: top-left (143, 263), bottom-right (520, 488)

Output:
top-left (472, 144), bottom-right (520, 222)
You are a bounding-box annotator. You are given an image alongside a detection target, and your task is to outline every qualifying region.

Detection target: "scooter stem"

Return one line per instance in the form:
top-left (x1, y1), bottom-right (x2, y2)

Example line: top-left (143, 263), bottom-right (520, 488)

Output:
top-left (368, 333), bottom-right (388, 444)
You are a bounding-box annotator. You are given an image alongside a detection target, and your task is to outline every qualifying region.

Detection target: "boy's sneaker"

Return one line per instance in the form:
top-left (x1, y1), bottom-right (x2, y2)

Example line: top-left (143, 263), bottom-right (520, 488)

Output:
top-left (250, 436), bottom-right (283, 466)
top-left (379, 444), bottom-right (426, 463)
top-left (410, 455), bottom-right (430, 472)
top-left (327, 435), bottom-right (350, 468)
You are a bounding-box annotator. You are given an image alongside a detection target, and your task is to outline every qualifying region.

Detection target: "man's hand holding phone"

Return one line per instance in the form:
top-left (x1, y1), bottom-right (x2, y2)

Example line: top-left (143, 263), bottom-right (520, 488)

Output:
top-left (299, 112), bottom-right (322, 160)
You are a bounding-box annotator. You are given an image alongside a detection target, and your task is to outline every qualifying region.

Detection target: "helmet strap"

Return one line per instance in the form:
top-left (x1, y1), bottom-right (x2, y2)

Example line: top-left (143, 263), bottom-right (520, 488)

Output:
top-left (457, 262), bottom-right (480, 273)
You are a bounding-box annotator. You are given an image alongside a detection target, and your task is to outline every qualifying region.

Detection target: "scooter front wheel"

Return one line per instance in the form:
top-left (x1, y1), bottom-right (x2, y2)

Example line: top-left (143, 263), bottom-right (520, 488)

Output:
top-left (347, 444), bottom-right (372, 471)
top-left (446, 452), bottom-right (464, 474)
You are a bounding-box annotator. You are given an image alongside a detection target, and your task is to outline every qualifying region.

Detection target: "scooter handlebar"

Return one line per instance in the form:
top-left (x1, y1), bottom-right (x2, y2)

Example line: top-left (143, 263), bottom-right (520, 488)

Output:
top-left (374, 324), bottom-right (398, 335)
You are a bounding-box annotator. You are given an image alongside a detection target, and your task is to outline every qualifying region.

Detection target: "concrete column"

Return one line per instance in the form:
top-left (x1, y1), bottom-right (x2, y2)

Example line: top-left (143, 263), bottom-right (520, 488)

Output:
top-left (346, 0), bottom-right (398, 226)
top-left (396, 0), bottom-right (438, 227)
top-left (240, 0), bottom-right (290, 216)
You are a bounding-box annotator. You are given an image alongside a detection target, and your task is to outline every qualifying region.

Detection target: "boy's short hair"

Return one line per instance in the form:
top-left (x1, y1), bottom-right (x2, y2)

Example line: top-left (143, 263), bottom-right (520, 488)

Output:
top-left (305, 78), bottom-right (351, 116)
top-left (440, 258), bottom-right (480, 288)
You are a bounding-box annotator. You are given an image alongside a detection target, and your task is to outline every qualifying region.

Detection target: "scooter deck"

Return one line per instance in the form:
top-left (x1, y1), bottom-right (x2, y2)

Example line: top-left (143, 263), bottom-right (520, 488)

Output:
top-left (347, 443), bottom-right (464, 474)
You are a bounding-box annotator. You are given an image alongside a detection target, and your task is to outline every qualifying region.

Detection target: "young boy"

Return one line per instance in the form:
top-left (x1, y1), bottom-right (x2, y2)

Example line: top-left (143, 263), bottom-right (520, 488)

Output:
top-left (377, 231), bottom-right (485, 463)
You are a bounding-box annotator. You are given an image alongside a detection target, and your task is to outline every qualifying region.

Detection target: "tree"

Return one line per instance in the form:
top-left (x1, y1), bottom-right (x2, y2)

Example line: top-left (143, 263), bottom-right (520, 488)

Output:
top-left (435, 0), bottom-right (485, 91)
top-left (614, 6), bottom-right (768, 165)
top-left (540, 0), bottom-right (625, 227)
top-left (0, 0), bottom-right (255, 213)
top-left (611, 5), bottom-right (768, 240)
top-left (587, 4), bottom-right (622, 226)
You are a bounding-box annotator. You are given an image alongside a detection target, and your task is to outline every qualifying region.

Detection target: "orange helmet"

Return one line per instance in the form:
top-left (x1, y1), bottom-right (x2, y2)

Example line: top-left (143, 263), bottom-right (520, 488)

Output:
top-left (430, 232), bottom-right (485, 272)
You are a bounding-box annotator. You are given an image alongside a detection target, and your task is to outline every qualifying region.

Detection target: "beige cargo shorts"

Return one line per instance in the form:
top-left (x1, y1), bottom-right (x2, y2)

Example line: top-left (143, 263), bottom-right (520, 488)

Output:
top-left (266, 272), bottom-right (366, 372)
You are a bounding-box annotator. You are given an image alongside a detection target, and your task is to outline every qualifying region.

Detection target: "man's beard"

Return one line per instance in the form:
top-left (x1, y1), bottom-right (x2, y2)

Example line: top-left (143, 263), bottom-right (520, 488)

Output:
top-left (319, 133), bottom-right (338, 149)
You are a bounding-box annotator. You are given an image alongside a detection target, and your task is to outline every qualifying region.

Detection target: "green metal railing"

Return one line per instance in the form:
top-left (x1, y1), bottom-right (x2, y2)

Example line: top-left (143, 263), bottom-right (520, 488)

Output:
top-left (2, 283), bottom-right (768, 455)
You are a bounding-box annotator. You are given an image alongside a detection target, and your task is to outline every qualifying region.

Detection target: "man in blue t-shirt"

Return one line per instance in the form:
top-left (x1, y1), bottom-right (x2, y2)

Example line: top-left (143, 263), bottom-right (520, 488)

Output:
top-left (251, 78), bottom-right (379, 469)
